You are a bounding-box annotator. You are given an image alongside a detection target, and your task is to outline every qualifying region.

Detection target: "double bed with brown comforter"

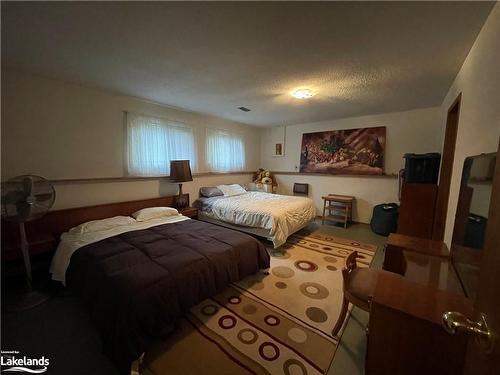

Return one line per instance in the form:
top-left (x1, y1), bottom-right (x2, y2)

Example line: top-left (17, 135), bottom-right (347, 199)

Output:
top-left (46, 199), bottom-right (269, 374)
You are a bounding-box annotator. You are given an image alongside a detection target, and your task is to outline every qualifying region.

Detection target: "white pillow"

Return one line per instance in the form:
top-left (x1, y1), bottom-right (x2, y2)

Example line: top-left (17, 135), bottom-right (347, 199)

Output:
top-left (132, 206), bottom-right (179, 222)
top-left (216, 184), bottom-right (247, 197)
top-left (69, 216), bottom-right (136, 234)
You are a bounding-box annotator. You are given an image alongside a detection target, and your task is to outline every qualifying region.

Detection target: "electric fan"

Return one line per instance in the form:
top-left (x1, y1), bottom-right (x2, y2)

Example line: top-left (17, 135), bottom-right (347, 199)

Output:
top-left (1, 175), bottom-right (56, 309)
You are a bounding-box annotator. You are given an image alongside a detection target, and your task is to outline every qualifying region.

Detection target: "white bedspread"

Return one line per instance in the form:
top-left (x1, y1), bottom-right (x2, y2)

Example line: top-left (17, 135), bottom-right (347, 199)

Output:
top-left (50, 214), bottom-right (190, 284)
top-left (198, 192), bottom-right (316, 248)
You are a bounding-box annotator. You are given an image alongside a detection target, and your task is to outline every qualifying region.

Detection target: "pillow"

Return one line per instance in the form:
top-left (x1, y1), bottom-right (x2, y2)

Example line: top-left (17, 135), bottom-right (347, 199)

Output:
top-left (199, 187), bottom-right (224, 198)
top-left (69, 216), bottom-right (136, 234)
top-left (216, 184), bottom-right (247, 197)
top-left (132, 206), bottom-right (179, 222)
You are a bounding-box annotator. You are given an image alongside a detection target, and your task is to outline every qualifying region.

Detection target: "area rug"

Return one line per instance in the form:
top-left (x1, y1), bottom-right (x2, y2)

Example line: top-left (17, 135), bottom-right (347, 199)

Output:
top-left (140, 232), bottom-right (376, 375)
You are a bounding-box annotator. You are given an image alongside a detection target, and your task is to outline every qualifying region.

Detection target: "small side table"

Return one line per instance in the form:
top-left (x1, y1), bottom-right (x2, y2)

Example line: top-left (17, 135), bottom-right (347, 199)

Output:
top-left (321, 194), bottom-right (355, 228)
top-left (1, 232), bottom-right (56, 262)
top-left (179, 207), bottom-right (198, 219)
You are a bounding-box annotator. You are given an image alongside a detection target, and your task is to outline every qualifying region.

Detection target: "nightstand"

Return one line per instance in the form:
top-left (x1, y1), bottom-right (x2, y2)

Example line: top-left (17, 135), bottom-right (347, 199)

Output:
top-left (1, 231), bottom-right (56, 262)
top-left (179, 207), bottom-right (198, 219)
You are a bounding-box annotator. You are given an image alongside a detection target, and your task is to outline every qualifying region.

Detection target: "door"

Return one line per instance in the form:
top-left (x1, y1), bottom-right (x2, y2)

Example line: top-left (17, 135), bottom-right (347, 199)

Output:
top-left (451, 139), bottom-right (500, 374)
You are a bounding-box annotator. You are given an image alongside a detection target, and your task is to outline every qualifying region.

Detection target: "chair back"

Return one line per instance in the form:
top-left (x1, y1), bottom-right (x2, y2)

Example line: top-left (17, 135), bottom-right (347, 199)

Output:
top-left (341, 251), bottom-right (358, 291)
top-left (293, 183), bottom-right (309, 196)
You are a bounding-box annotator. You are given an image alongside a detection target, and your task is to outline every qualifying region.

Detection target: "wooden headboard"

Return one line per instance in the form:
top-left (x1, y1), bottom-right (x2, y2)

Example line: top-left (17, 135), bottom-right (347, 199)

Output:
top-left (1, 194), bottom-right (188, 260)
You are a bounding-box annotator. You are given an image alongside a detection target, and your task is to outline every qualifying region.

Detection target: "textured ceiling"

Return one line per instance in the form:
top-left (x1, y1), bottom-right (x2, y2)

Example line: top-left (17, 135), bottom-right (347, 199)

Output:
top-left (1, 1), bottom-right (494, 127)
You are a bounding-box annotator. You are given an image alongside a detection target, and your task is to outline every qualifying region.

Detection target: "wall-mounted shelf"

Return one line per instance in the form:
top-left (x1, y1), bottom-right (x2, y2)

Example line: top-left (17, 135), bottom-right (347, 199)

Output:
top-left (272, 171), bottom-right (399, 179)
top-left (45, 171), bottom-right (254, 185)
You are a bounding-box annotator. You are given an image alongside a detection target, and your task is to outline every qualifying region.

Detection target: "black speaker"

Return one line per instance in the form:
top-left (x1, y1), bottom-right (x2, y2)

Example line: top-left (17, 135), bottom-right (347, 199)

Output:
top-left (403, 153), bottom-right (441, 184)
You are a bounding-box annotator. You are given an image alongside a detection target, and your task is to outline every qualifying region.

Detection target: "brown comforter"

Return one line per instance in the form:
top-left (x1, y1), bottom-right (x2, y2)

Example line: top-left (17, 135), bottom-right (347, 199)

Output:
top-left (66, 219), bottom-right (270, 374)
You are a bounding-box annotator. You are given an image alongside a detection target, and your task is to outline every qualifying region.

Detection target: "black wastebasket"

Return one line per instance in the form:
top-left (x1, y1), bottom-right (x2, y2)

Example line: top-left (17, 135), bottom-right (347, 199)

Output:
top-left (371, 203), bottom-right (399, 236)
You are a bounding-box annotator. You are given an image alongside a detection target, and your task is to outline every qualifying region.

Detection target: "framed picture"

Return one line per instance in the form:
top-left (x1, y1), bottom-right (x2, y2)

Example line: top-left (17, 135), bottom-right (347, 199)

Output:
top-left (275, 143), bottom-right (283, 156)
top-left (271, 125), bottom-right (286, 157)
top-left (299, 126), bottom-right (386, 175)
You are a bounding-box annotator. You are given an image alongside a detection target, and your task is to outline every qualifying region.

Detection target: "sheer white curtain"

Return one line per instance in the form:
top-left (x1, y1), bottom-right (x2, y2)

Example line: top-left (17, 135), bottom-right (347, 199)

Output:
top-left (127, 113), bottom-right (196, 176)
top-left (206, 128), bottom-right (246, 172)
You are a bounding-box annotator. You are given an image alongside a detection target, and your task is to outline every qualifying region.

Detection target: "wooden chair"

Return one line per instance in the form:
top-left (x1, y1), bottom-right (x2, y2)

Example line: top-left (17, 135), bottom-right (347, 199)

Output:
top-left (332, 251), bottom-right (398, 337)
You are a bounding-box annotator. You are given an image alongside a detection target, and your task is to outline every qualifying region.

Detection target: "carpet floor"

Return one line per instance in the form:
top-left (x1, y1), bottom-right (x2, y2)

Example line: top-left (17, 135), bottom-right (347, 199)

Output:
top-left (141, 231), bottom-right (376, 375)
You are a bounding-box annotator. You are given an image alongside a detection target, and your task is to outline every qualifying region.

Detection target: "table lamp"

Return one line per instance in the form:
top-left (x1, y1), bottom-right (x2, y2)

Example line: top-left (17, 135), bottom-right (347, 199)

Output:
top-left (170, 160), bottom-right (193, 209)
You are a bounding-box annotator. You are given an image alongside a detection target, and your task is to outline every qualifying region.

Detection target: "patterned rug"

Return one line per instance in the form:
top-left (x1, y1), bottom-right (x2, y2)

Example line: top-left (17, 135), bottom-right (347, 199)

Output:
top-left (140, 232), bottom-right (376, 375)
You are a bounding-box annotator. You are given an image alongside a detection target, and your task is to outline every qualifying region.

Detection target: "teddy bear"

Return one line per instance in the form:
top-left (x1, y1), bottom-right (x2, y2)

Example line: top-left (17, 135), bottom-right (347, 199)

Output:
top-left (254, 169), bottom-right (275, 186)
top-left (261, 171), bottom-right (273, 185)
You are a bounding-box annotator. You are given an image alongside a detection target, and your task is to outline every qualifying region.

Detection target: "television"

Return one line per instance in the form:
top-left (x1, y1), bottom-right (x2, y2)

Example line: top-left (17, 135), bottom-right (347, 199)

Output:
top-left (451, 152), bottom-right (496, 300)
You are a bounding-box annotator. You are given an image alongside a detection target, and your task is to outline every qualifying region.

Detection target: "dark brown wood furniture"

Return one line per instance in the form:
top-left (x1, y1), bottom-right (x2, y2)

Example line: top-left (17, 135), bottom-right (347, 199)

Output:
top-left (384, 232), bottom-right (449, 274)
top-left (321, 194), bottom-right (355, 228)
top-left (179, 207), bottom-right (198, 219)
top-left (397, 182), bottom-right (438, 238)
top-left (367, 232), bottom-right (472, 373)
top-left (1, 194), bottom-right (188, 262)
top-left (1, 232), bottom-right (56, 262)
top-left (383, 233), bottom-right (463, 294)
top-left (386, 232), bottom-right (450, 258)
top-left (371, 142), bottom-right (500, 375)
top-left (366, 272), bottom-right (473, 375)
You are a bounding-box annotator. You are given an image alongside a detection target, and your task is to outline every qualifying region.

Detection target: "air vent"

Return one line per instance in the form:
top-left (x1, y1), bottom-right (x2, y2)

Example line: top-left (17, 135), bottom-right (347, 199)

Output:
top-left (238, 106), bottom-right (251, 112)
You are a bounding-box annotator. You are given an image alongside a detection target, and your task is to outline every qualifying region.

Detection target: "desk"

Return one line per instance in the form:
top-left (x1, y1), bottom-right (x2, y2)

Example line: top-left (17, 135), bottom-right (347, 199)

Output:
top-left (366, 273), bottom-right (473, 375)
top-left (367, 234), bottom-right (473, 374)
top-left (383, 233), bottom-right (463, 294)
top-left (385, 233), bottom-right (449, 258)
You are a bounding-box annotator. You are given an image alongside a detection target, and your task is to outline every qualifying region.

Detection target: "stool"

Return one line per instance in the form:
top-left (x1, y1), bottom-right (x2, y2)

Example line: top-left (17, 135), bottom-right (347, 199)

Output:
top-left (322, 194), bottom-right (355, 228)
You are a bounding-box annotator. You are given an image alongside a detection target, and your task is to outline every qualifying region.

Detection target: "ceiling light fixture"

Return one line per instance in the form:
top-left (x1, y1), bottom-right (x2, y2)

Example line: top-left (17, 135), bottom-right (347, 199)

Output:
top-left (291, 88), bottom-right (316, 99)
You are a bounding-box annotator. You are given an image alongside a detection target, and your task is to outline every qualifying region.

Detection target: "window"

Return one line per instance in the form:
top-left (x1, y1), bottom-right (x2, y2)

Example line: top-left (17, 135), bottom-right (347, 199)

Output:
top-left (206, 128), bottom-right (246, 172)
top-left (126, 113), bottom-right (196, 176)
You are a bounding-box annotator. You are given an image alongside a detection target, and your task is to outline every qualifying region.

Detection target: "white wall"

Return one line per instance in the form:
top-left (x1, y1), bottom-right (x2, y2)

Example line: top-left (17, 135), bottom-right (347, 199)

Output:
top-left (51, 174), bottom-right (253, 210)
top-left (440, 3), bottom-right (500, 245)
top-left (261, 107), bottom-right (444, 223)
top-left (1, 70), bottom-right (260, 209)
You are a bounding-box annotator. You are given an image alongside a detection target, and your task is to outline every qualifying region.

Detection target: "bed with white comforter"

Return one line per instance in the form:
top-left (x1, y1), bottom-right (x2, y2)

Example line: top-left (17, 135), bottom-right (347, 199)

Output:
top-left (194, 191), bottom-right (316, 247)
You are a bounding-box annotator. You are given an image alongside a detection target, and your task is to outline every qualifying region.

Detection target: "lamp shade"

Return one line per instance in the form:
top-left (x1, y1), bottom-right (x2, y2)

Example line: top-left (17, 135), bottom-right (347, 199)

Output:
top-left (170, 160), bottom-right (193, 182)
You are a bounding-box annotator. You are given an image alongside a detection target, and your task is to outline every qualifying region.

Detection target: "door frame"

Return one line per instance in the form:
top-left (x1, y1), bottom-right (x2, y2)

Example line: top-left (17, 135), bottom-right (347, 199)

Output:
top-left (433, 93), bottom-right (462, 240)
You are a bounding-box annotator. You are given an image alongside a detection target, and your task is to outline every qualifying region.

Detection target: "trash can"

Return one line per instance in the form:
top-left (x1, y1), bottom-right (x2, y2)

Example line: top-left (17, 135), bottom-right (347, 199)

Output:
top-left (371, 203), bottom-right (399, 236)
top-left (464, 214), bottom-right (488, 249)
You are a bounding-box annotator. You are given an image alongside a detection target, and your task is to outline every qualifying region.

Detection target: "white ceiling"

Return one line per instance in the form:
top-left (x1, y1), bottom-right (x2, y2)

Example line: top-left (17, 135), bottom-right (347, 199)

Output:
top-left (1, 1), bottom-right (494, 127)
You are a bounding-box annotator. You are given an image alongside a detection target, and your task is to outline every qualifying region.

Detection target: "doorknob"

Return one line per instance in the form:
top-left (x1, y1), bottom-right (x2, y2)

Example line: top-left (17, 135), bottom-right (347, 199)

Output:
top-left (442, 312), bottom-right (494, 353)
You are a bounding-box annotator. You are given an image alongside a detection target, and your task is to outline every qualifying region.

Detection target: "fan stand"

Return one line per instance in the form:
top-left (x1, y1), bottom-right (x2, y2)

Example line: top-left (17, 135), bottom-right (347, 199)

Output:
top-left (4, 222), bottom-right (50, 312)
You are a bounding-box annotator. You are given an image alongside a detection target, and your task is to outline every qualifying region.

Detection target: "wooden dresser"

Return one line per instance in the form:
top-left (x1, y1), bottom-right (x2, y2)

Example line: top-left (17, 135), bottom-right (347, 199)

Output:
top-left (397, 183), bottom-right (438, 238)
top-left (366, 273), bottom-right (473, 375)
top-left (366, 233), bottom-right (473, 374)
